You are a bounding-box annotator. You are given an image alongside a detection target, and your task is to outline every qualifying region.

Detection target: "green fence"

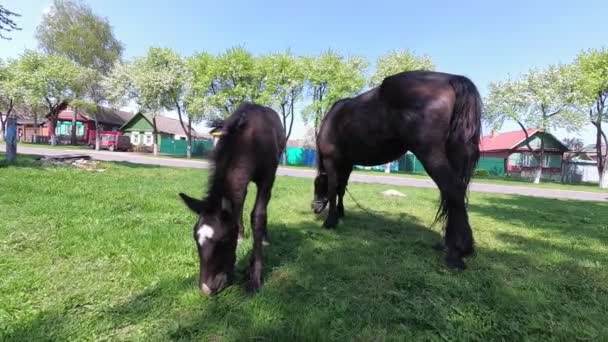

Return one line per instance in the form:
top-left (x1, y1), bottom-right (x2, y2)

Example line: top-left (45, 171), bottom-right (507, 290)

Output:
top-left (285, 148), bottom-right (317, 166)
top-left (160, 139), bottom-right (214, 157)
top-left (476, 157), bottom-right (505, 176)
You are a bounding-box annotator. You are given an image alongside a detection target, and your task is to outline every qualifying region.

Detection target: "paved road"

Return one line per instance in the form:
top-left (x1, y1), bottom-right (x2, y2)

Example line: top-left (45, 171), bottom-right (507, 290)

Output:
top-left (4, 145), bottom-right (607, 202)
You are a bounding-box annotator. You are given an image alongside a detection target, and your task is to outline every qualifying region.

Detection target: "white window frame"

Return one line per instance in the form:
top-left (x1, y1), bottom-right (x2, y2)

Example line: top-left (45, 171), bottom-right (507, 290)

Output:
top-left (144, 132), bottom-right (153, 146)
top-left (131, 132), bottom-right (141, 145)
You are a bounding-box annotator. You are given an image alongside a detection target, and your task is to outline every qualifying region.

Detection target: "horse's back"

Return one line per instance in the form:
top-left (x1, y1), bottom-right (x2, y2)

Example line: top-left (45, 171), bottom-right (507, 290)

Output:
top-left (232, 103), bottom-right (285, 178)
top-left (379, 71), bottom-right (458, 110)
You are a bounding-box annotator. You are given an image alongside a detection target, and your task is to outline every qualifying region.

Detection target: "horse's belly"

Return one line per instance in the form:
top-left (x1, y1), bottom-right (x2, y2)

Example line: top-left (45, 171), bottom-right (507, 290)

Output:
top-left (347, 142), bottom-right (406, 166)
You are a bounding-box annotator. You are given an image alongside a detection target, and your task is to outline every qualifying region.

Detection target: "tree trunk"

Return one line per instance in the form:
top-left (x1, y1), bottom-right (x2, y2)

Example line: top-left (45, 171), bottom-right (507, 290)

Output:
top-left (187, 138), bottom-right (192, 159)
top-left (599, 168), bottom-right (608, 189)
top-left (71, 107), bottom-right (78, 145)
top-left (48, 115), bottom-right (57, 146)
top-left (94, 106), bottom-right (101, 151)
top-left (152, 116), bottom-right (158, 156)
top-left (592, 109), bottom-right (607, 188)
top-left (533, 133), bottom-right (546, 184)
top-left (1, 99), bottom-right (13, 141)
top-left (33, 111), bottom-right (38, 144)
top-left (95, 120), bottom-right (101, 151)
top-left (6, 116), bottom-right (17, 162)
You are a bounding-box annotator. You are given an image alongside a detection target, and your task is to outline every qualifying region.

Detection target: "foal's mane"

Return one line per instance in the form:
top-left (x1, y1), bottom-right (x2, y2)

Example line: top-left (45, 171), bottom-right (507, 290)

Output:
top-left (202, 105), bottom-right (250, 211)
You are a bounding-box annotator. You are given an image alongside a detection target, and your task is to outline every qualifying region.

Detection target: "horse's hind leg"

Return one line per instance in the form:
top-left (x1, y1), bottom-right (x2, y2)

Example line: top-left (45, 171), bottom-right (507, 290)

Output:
top-left (337, 166), bottom-right (353, 218)
top-left (322, 158), bottom-right (339, 228)
top-left (246, 179), bottom-right (273, 292)
top-left (417, 150), bottom-right (473, 270)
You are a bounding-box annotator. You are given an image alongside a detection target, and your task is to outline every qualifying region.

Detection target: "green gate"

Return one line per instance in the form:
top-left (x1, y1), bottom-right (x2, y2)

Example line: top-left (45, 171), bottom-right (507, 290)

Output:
top-left (477, 157), bottom-right (505, 176)
top-left (160, 139), bottom-right (214, 157)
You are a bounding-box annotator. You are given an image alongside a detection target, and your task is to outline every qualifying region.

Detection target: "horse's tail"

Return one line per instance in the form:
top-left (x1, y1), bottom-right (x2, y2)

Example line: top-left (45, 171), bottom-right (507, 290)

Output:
top-left (447, 75), bottom-right (482, 186)
top-left (435, 76), bottom-right (482, 224)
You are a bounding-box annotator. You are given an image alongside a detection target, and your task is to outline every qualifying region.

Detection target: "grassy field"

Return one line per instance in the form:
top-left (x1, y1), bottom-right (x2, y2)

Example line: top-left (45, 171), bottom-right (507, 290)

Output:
top-left (1, 155), bottom-right (608, 341)
top-left (4, 141), bottom-right (607, 193)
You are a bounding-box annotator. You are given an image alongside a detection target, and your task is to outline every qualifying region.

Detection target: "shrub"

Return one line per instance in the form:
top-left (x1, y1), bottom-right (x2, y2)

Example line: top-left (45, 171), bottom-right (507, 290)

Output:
top-left (475, 169), bottom-right (490, 177)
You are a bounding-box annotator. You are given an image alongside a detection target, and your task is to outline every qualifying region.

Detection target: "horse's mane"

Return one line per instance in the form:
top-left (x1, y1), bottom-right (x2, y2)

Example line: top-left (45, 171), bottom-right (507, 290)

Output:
top-left (202, 104), bottom-right (250, 211)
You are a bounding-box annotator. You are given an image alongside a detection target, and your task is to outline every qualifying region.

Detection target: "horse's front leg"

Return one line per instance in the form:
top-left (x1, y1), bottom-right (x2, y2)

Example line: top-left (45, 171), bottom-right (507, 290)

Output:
top-left (246, 181), bottom-right (272, 292)
top-left (323, 159), bottom-right (339, 229)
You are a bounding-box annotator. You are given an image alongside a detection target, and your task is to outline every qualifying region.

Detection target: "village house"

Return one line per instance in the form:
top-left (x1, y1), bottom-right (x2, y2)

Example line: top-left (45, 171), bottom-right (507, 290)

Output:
top-left (479, 129), bottom-right (569, 181)
top-left (119, 112), bottom-right (209, 153)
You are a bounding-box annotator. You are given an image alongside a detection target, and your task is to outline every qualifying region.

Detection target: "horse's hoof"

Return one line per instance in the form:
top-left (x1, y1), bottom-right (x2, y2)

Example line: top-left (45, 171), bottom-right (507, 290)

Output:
top-left (445, 255), bottom-right (466, 270)
top-left (323, 216), bottom-right (338, 229)
top-left (323, 221), bottom-right (337, 229)
top-left (246, 280), bottom-right (261, 293)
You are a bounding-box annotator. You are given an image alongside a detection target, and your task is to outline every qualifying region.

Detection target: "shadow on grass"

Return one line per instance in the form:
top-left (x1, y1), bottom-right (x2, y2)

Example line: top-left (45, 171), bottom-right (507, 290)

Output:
top-left (4, 206), bottom-right (608, 340)
top-left (0, 153), bottom-right (45, 169)
top-left (470, 195), bottom-right (608, 241)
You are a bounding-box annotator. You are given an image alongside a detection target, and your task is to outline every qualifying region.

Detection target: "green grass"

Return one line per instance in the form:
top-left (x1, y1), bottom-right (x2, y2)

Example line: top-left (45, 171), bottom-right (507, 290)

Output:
top-left (1, 155), bottom-right (608, 341)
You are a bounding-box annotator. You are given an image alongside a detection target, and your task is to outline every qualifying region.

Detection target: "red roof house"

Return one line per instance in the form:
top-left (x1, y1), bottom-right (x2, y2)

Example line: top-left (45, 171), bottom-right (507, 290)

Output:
top-left (479, 129), bottom-right (569, 180)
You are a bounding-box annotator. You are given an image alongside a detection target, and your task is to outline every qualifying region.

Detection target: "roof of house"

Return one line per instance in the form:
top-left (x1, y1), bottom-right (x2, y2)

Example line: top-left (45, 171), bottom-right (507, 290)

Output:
top-left (96, 107), bottom-right (134, 126)
top-left (480, 129), bottom-right (540, 152)
top-left (14, 112), bottom-right (43, 126)
top-left (121, 113), bottom-right (209, 139)
top-left (57, 106), bottom-right (134, 126)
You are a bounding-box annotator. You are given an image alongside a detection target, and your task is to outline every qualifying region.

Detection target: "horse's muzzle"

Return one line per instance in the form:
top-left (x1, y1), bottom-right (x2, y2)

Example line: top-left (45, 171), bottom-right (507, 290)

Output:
top-left (311, 199), bottom-right (328, 214)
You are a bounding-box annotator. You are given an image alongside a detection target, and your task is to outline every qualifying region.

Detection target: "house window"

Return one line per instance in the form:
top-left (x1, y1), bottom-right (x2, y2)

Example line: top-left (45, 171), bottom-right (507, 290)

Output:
top-left (131, 132), bottom-right (140, 145)
top-left (144, 132), bottom-right (153, 146)
top-left (515, 152), bottom-right (562, 168)
top-left (76, 122), bottom-right (85, 136)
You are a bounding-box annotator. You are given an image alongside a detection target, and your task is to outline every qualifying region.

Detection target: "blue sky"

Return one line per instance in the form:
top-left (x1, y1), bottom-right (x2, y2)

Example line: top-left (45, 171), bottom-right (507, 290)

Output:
top-left (2, 0), bottom-right (607, 142)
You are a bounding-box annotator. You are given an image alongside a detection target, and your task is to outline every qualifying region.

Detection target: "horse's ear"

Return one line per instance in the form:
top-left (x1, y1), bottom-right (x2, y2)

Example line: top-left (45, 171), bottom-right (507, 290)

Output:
top-left (179, 193), bottom-right (204, 213)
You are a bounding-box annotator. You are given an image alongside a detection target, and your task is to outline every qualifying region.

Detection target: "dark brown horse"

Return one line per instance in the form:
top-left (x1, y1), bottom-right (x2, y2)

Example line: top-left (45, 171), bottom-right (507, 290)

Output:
top-left (180, 103), bottom-right (286, 295)
top-left (311, 71), bottom-right (482, 270)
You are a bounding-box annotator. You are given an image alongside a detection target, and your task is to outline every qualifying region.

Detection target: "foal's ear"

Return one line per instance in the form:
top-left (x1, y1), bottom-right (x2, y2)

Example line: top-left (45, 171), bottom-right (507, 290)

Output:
top-left (179, 193), bottom-right (204, 213)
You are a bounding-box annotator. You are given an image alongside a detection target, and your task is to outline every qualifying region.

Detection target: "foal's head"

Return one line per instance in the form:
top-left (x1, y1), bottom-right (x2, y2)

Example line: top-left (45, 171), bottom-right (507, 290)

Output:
top-left (179, 193), bottom-right (238, 296)
top-left (311, 172), bottom-right (328, 214)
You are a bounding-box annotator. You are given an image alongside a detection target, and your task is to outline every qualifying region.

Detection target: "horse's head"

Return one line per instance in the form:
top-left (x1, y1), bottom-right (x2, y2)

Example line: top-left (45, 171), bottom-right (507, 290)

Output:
top-left (311, 171), bottom-right (328, 214)
top-left (179, 193), bottom-right (238, 296)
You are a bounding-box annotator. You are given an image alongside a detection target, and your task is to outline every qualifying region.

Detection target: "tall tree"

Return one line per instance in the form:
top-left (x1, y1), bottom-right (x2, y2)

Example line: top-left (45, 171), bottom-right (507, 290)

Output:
top-left (574, 48), bottom-right (608, 188)
top-left (188, 52), bottom-right (216, 119)
top-left (369, 49), bottom-right (434, 87)
top-left (0, 5), bottom-right (21, 40)
top-left (485, 65), bottom-right (584, 183)
top-left (209, 46), bottom-right (266, 116)
top-left (36, 0), bottom-right (123, 145)
top-left (303, 50), bottom-right (367, 135)
top-left (0, 58), bottom-right (20, 141)
top-left (259, 51), bottom-right (306, 152)
top-left (130, 47), bottom-right (202, 159)
top-left (104, 48), bottom-right (180, 155)
top-left (14, 51), bottom-right (83, 145)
